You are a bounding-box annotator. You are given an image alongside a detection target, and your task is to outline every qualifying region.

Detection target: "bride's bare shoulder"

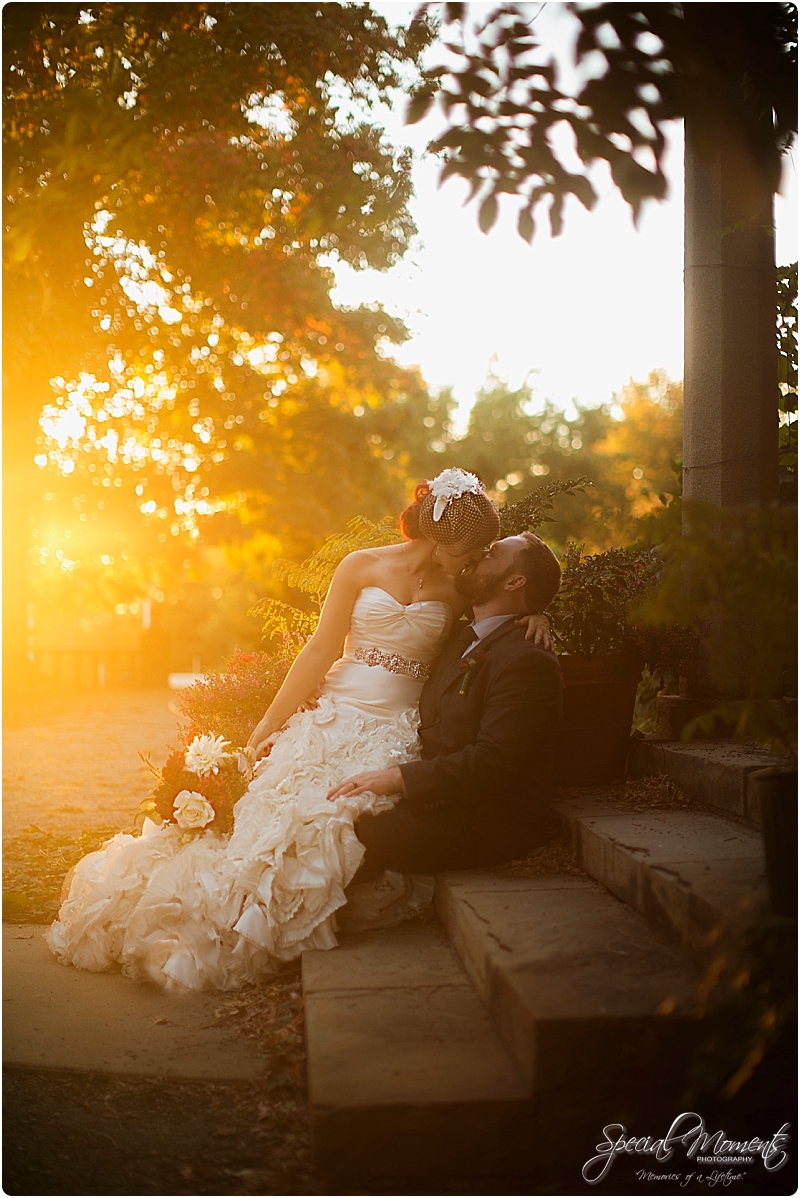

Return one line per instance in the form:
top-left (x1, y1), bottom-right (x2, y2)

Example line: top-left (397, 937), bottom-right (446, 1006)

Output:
top-left (332, 544), bottom-right (400, 583)
top-left (340, 544), bottom-right (403, 569)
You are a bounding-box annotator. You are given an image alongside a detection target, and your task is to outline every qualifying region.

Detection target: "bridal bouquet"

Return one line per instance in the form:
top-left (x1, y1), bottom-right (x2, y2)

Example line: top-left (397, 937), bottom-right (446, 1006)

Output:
top-left (139, 735), bottom-right (256, 837)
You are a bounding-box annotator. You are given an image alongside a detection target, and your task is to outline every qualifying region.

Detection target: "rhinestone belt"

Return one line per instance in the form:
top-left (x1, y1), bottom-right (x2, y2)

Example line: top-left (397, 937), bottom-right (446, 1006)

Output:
top-left (352, 646), bottom-right (432, 681)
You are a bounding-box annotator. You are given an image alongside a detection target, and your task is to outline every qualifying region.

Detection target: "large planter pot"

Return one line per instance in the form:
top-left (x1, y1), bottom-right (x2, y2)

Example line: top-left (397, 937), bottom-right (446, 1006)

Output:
top-left (751, 766), bottom-right (798, 918)
top-left (556, 653), bottom-right (644, 785)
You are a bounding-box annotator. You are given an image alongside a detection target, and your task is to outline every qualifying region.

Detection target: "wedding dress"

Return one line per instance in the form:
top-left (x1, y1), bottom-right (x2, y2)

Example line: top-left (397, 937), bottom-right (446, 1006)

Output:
top-left (47, 587), bottom-right (453, 991)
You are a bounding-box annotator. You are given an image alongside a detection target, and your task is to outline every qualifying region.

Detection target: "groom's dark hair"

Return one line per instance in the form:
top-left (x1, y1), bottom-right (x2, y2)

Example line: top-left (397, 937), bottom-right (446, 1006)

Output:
top-left (514, 533), bottom-right (561, 614)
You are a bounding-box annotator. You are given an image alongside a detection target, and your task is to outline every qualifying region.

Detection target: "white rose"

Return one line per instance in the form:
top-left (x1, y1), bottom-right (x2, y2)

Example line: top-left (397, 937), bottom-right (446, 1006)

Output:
top-left (173, 790), bottom-right (215, 830)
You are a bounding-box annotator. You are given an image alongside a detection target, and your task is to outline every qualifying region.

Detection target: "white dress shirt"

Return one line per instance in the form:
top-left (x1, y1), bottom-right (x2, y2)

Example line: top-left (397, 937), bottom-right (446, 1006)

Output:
top-left (460, 614), bottom-right (514, 657)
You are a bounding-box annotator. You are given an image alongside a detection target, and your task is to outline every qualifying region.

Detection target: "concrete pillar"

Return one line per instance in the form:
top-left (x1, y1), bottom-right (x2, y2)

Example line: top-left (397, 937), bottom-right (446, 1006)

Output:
top-left (677, 112), bottom-right (779, 708)
top-left (683, 117), bottom-right (779, 509)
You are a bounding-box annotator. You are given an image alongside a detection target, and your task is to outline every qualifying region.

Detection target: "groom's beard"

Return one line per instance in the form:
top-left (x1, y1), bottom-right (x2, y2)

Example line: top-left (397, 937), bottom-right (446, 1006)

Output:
top-left (455, 562), bottom-right (513, 607)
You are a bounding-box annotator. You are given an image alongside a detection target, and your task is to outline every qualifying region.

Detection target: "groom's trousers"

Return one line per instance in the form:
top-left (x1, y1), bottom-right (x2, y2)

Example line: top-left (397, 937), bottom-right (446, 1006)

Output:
top-left (352, 797), bottom-right (549, 883)
top-left (352, 623), bottom-right (562, 882)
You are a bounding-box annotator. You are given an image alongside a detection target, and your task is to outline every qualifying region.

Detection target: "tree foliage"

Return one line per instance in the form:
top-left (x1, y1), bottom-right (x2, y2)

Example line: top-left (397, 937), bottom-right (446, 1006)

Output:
top-left (411, 2), bottom-right (797, 239)
top-left (5, 3), bottom-right (434, 405)
top-left (436, 368), bottom-right (683, 549)
top-left (4, 4), bottom-right (455, 674)
top-left (5, 2), bottom-right (438, 488)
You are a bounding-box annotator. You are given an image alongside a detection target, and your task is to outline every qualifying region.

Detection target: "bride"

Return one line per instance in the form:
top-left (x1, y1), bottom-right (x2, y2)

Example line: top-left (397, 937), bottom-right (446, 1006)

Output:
top-left (47, 469), bottom-right (549, 991)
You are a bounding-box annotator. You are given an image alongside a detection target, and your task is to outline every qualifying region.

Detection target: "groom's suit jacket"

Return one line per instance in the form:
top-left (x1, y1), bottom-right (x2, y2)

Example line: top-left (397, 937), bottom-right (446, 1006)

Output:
top-left (398, 617), bottom-right (563, 817)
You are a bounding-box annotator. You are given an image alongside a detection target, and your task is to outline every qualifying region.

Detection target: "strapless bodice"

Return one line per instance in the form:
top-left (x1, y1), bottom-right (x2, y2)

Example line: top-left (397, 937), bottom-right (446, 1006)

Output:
top-left (343, 586), bottom-right (453, 662)
top-left (321, 586), bottom-right (453, 717)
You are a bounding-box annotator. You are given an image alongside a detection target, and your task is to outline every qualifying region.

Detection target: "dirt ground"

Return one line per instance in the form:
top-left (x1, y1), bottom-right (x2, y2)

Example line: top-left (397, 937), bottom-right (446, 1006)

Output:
top-left (3, 687), bottom-right (183, 837)
top-left (2, 1068), bottom-right (314, 1197)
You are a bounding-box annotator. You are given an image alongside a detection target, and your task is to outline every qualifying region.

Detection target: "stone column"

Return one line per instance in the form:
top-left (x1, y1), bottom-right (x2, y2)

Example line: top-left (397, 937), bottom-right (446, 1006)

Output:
top-left (683, 117), bottom-right (779, 511)
top-left (676, 113), bottom-right (779, 709)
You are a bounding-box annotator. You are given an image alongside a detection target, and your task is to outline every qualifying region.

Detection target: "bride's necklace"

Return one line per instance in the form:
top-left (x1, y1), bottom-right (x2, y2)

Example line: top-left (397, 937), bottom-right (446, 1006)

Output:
top-left (406, 543), bottom-right (438, 600)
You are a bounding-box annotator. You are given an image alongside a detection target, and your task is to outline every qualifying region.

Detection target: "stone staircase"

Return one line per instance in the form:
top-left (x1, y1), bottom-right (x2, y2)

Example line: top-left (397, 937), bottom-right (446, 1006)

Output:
top-left (627, 735), bottom-right (776, 827)
top-left (304, 878), bottom-right (700, 1194)
top-left (302, 742), bottom-right (789, 1194)
top-left (303, 919), bottom-right (530, 1195)
top-left (435, 872), bottom-right (697, 1095)
top-left (552, 795), bottom-right (776, 966)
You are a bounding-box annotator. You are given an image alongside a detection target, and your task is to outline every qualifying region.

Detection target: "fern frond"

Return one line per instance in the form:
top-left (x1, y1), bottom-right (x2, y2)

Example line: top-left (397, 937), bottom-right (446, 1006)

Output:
top-left (249, 599), bottom-right (318, 654)
top-left (270, 516), bottom-right (401, 609)
top-left (251, 515), bottom-right (402, 653)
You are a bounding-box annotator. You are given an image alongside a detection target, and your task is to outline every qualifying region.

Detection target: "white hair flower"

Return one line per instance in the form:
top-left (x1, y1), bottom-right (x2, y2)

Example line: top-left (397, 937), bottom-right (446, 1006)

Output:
top-left (427, 468), bottom-right (483, 522)
top-left (185, 734), bottom-right (230, 776)
top-left (173, 790), bottom-right (215, 830)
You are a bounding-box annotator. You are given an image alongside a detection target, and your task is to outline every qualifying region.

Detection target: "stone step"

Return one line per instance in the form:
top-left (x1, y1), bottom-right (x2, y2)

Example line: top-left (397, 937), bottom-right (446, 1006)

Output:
top-left (302, 919), bottom-right (534, 1193)
top-left (2, 924), bottom-right (263, 1080)
top-left (551, 795), bottom-right (788, 966)
top-left (435, 872), bottom-right (700, 1100)
top-left (627, 736), bottom-right (777, 826)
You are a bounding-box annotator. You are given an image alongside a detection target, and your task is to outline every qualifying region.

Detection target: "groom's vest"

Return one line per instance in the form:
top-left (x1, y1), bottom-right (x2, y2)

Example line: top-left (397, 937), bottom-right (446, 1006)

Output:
top-left (399, 618), bottom-right (563, 815)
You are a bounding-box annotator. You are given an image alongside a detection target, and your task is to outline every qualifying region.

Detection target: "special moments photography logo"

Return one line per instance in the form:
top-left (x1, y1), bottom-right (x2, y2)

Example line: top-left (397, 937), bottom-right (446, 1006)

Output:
top-left (582, 1112), bottom-right (791, 1186)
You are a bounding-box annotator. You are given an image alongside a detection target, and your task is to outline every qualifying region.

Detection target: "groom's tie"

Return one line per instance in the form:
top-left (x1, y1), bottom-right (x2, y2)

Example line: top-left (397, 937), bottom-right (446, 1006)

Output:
top-left (454, 622), bottom-right (478, 657)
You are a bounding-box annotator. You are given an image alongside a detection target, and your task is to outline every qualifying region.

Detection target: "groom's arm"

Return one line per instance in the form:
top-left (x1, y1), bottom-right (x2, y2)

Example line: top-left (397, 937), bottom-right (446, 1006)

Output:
top-left (398, 652), bottom-right (562, 810)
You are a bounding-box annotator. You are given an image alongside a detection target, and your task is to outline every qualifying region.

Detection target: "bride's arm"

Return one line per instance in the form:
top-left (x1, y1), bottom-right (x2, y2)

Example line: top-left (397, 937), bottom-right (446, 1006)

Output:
top-left (516, 612), bottom-right (553, 651)
top-left (247, 554), bottom-right (365, 757)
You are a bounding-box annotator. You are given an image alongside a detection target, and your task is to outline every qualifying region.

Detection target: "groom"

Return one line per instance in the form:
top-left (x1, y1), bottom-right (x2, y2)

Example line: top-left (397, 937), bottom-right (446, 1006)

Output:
top-left (327, 532), bottom-right (563, 878)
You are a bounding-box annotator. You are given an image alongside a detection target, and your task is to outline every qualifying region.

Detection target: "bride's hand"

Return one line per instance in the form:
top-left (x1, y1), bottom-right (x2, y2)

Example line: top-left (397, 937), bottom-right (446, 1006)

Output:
top-left (327, 767), bottom-right (404, 802)
top-left (247, 715), bottom-right (280, 760)
top-left (516, 612), bottom-right (554, 652)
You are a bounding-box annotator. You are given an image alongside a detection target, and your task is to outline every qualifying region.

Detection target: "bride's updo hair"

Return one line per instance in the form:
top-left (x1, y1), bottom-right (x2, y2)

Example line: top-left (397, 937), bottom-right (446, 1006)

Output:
top-left (399, 481), bottom-right (433, 540)
top-left (400, 470), bottom-right (500, 551)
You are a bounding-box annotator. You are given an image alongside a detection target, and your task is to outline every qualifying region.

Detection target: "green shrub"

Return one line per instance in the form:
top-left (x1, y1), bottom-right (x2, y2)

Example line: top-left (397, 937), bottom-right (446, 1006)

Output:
top-left (636, 500), bottom-right (798, 755)
top-left (548, 543), bottom-right (695, 673)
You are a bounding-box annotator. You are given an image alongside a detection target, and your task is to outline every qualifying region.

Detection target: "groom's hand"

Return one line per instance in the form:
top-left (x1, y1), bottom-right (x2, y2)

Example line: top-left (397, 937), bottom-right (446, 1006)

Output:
top-left (326, 766), bottom-right (404, 802)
